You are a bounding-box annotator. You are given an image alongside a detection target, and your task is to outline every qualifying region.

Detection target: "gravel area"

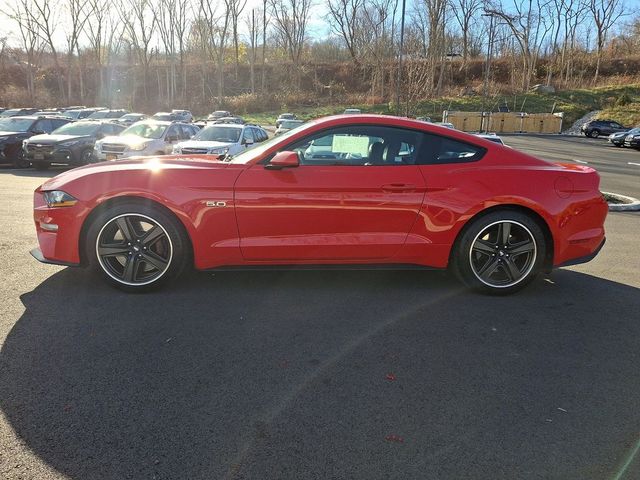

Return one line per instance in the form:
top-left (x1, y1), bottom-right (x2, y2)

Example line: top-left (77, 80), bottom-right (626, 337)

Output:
top-left (563, 110), bottom-right (600, 135)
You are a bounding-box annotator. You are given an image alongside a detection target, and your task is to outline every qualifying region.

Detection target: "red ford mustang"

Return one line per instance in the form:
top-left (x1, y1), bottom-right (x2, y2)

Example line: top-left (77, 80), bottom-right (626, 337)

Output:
top-left (32, 115), bottom-right (607, 294)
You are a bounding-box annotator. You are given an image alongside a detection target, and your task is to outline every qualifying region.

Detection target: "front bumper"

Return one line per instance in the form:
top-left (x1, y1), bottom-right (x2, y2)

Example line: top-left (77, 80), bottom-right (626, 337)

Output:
top-left (26, 148), bottom-right (80, 164)
top-left (30, 247), bottom-right (80, 267)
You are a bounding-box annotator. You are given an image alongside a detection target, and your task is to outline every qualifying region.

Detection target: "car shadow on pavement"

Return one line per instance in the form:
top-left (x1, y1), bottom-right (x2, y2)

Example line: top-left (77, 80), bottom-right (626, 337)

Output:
top-left (0, 167), bottom-right (67, 178)
top-left (1, 268), bottom-right (640, 479)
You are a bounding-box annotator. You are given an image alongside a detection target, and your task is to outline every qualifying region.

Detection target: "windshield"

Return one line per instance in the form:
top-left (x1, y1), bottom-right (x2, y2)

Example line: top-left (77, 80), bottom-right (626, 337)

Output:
top-left (121, 123), bottom-right (167, 139)
top-left (87, 111), bottom-right (111, 119)
top-left (194, 126), bottom-right (241, 143)
top-left (627, 128), bottom-right (640, 134)
top-left (229, 120), bottom-right (318, 164)
top-left (281, 120), bottom-right (303, 129)
top-left (52, 122), bottom-right (100, 136)
top-left (0, 117), bottom-right (34, 132)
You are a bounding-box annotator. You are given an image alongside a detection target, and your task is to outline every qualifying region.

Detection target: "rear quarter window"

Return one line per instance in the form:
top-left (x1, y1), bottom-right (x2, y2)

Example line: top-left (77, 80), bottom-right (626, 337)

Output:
top-left (418, 134), bottom-right (486, 165)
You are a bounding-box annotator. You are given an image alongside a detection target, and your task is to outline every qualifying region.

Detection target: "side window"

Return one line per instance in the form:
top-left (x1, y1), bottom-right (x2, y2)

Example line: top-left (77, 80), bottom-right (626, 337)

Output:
top-left (258, 128), bottom-right (268, 142)
top-left (177, 125), bottom-right (191, 140)
top-left (283, 125), bottom-right (422, 166)
top-left (34, 119), bottom-right (53, 133)
top-left (166, 125), bottom-right (179, 141)
top-left (188, 125), bottom-right (199, 137)
top-left (242, 128), bottom-right (255, 144)
top-left (52, 119), bottom-right (68, 131)
top-left (419, 134), bottom-right (485, 165)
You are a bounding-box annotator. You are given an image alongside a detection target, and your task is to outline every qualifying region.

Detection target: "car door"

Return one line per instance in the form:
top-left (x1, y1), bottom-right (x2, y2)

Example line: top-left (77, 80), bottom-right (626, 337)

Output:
top-left (234, 125), bottom-right (427, 261)
top-left (164, 125), bottom-right (180, 154)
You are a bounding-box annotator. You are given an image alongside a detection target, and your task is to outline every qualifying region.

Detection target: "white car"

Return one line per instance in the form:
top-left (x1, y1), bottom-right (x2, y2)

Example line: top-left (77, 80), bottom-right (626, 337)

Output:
top-left (94, 120), bottom-right (199, 161)
top-left (275, 119), bottom-right (304, 135)
top-left (343, 108), bottom-right (362, 114)
top-left (172, 123), bottom-right (268, 156)
top-left (475, 133), bottom-right (505, 145)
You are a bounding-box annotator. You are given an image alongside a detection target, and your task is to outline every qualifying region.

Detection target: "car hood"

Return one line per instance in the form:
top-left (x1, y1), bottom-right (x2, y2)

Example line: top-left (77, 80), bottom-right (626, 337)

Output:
top-left (40, 155), bottom-right (232, 191)
top-left (0, 130), bottom-right (23, 137)
top-left (28, 134), bottom-right (92, 144)
top-left (177, 140), bottom-right (234, 149)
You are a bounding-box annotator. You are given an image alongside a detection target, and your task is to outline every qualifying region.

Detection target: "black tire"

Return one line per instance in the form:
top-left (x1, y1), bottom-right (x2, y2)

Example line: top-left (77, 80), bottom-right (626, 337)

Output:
top-left (79, 148), bottom-right (94, 165)
top-left (85, 201), bottom-right (191, 292)
top-left (591, 129), bottom-right (600, 138)
top-left (9, 146), bottom-right (30, 168)
top-left (32, 161), bottom-right (50, 170)
top-left (450, 210), bottom-right (547, 295)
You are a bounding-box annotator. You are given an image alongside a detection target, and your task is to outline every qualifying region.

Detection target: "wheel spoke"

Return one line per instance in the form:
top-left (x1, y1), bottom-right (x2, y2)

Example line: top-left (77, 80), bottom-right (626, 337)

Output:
top-left (141, 251), bottom-right (168, 271)
top-left (477, 258), bottom-right (500, 278)
top-left (141, 226), bottom-right (164, 247)
top-left (116, 217), bottom-right (136, 242)
top-left (122, 256), bottom-right (139, 282)
top-left (472, 239), bottom-right (495, 255)
top-left (499, 222), bottom-right (511, 245)
top-left (98, 244), bottom-right (129, 257)
top-left (503, 258), bottom-right (522, 281)
top-left (510, 240), bottom-right (535, 255)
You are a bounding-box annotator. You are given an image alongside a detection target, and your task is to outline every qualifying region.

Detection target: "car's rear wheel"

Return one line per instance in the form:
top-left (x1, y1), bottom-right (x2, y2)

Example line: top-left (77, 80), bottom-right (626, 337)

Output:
top-left (85, 202), bottom-right (190, 292)
top-left (79, 148), bottom-right (94, 165)
top-left (451, 211), bottom-right (546, 295)
top-left (591, 129), bottom-right (600, 138)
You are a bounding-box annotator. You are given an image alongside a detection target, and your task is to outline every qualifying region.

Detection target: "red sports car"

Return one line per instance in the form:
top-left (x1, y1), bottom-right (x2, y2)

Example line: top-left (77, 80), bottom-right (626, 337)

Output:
top-left (32, 115), bottom-right (607, 294)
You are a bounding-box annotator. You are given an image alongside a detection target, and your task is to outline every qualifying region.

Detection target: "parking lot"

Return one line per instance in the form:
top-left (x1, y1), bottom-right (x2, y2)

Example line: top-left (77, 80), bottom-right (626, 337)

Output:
top-left (0, 135), bottom-right (639, 479)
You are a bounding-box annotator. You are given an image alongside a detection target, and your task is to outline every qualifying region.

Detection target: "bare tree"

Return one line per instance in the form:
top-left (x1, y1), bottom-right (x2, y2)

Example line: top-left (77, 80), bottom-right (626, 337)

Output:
top-left (450, 0), bottom-right (481, 67)
top-left (269, 0), bottom-right (313, 88)
top-left (588, 0), bottom-right (625, 82)
top-left (230, 0), bottom-right (248, 79)
top-left (196, 0), bottom-right (232, 103)
top-left (31, 0), bottom-right (65, 100)
top-left (2, 0), bottom-right (45, 101)
top-left (119, 0), bottom-right (157, 103)
top-left (63, 0), bottom-right (92, 103)
top-left (327, 0), bottom-right (365, 64)
top-left (245, 8), bottom-right (263, 93)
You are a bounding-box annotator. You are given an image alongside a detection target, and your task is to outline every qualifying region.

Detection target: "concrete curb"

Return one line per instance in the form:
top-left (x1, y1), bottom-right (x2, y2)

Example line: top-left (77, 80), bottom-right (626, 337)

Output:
top-left (602, 191), bottom-right (640, 212)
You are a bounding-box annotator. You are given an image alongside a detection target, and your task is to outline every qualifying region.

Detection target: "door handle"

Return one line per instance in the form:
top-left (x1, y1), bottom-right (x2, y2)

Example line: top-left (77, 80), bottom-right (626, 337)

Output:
top-left (381, 183), bottom-right (416, 192)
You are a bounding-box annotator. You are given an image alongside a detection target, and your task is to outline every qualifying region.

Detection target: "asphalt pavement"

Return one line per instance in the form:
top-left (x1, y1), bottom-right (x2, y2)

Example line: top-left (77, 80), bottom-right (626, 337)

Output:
top-left (1, 136), bottom-right (639, 479)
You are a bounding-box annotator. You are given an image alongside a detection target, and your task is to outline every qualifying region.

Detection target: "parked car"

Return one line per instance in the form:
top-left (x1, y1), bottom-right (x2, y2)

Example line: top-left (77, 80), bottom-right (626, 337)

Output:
top-left (343, 108), bottom-right (362, 114)
top-left (1, 108), bottom-right (39, 118)
top-left (623, 130), bottom-right (640, 149)
top-left (94, 120), bottom-right (199, 161)
top-left (475, 133), bottom-right (505, 145)
top-left (276, 113), bottom-right (296, 128)
top-left (275, 119), bottom-right (304, 135)
top-left (608, 128), bottom-right (637, 147)
top-left (211, 116), bottom-right (245, 125)
top-left (173, 123), bottom-right (268, 156)
top-left (581, 119), bottom-right (627, 138)
top-left (171, 110), bottom-right (193, 122)
top-left (435, 122), bottom-right (456, 129)
top-left (416, 116), bottom-right (432, 123)
top-left (0, 115), bottom-right (72, 167)
top-left (32, 115), bottom-right (607, 293)
top-left (207, 110), bottom-right (231, 121)
top-left (63, 108), bottom-right (105, 120)
top-left (114, 113), bottom-right (148, 126)
top-left (87, 109), bottom-right (129, 120)
top-left (24, 120), bottom-right (126, 170)
top-left (151, 112), bottom-right (177, 122)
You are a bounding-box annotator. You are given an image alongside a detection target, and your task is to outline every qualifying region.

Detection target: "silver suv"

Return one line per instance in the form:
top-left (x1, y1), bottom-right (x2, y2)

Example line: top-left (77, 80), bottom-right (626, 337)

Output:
top-left (94, 120), bottom-right (199, 161)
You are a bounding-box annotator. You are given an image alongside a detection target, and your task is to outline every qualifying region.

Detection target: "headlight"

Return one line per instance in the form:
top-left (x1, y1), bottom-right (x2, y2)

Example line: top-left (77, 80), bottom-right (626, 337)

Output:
top-left (129, 142), bottom-right (149, 151)
top-left (209, 147), bottom-right (229, 155)
top-left (42, 191), bottom-right (78, 208)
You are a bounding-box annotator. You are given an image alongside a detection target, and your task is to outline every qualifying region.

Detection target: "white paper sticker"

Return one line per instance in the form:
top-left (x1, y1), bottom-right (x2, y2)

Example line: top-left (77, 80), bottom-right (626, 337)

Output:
top-left (332, 135), bottom-right (370, 157)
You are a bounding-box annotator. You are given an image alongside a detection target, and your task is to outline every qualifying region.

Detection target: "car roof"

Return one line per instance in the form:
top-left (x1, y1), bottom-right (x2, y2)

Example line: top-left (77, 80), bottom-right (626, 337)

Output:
top-left (205, 122), bottom-right (244, 129)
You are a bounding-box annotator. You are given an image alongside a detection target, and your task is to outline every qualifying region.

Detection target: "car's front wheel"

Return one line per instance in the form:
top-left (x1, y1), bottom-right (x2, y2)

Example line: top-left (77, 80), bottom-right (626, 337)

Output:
top-left (9, 146), bottom-right (30, 168)
top-left (451, 211), bottom-right (546, 295)
top-left (85, 202), bottom-right (191, 292)
top-left (590, 129), bottom-right (600, 138)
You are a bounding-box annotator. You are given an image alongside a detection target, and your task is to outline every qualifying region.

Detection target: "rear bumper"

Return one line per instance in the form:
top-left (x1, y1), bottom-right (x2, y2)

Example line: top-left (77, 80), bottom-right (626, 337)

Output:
top-left (556, 237), bottom-right (605, 267)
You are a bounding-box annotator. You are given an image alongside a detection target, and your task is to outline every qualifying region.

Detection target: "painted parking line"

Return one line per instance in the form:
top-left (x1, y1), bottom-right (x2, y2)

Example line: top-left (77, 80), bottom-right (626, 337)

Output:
top-left (573, 159), bottom-right (589, 164)
top-left (628, 162), bottom-right (640, 167)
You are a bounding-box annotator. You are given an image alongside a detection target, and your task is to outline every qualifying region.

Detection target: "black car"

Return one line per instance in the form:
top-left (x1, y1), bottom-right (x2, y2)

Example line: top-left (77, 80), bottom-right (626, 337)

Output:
top-left (581, 119), bottom-right (627, 138)
top-left (0, 115), bottom-right (71, 167)
top-left (608, 128), bottom-right (638, 147)
top-left (623, 130), bottom-right (640, 149)
top-left (24, 120), bottom-right (126, 170)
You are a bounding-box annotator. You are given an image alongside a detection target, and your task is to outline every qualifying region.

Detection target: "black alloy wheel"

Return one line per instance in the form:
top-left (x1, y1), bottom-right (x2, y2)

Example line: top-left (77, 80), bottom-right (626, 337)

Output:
top-left (451, 210), bottom-right (547, 294)
top-left (86, 202), bottom-right (191, 291)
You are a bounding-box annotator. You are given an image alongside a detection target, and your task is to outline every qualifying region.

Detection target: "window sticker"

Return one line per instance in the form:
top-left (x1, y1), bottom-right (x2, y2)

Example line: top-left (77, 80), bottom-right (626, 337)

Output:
top-left (332, 135), bottom-right (370, 157)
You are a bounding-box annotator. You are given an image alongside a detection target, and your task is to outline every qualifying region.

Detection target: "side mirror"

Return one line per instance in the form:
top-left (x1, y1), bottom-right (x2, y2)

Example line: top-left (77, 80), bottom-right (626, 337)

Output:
top-left (265, 151), bottom-right (299, 170)
top-left (243, 138), bottom-right (254, 146)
